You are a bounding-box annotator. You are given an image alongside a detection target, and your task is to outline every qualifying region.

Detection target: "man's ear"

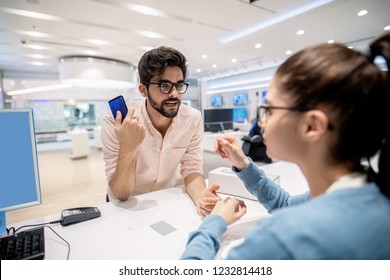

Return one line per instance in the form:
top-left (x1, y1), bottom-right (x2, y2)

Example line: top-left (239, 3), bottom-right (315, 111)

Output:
top-left (139, 84), bottom-right (147, 97)
top-left (301, 110), bottom-right (330, 142)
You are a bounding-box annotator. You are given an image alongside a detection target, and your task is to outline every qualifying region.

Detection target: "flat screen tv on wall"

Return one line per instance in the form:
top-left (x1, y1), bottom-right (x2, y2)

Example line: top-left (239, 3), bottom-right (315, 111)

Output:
top-left (210, 95), bottom-right (223, 107)
top-left (233, 92), bottom-right (248, 105)
top-left (233, 108), bottom-right (247, 123)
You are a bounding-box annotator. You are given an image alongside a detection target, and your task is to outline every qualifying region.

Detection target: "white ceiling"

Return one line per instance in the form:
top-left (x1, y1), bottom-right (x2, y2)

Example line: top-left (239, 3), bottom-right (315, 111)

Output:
top-left (0, 0), bottom-right (389, 91)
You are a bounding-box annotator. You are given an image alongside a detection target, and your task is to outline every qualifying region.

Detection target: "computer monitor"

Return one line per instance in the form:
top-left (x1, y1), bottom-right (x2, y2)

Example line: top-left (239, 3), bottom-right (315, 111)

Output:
top-left (203, 108), bottom-right (233, 132)
top-left (233, 108), bottom-right (247, 123)
top-left (0, 108), bottom-right (42, 234)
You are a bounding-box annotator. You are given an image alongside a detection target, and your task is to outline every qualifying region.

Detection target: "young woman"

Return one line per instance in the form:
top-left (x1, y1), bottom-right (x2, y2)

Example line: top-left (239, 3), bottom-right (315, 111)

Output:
top-left (181, 33), bottom-right (390, 259)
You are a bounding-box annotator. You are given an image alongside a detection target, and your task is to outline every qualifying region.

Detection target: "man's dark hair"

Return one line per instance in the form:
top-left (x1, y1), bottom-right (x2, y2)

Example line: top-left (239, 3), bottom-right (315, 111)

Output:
top-left (138, 46), bottom-right (187, 84)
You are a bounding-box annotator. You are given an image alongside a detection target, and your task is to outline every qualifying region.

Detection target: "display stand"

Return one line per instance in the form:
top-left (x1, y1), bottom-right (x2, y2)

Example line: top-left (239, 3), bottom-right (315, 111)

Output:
top-left (93, 126), bottom-right (102, 149)
top-left (68, 129), bottom-right (89, 159)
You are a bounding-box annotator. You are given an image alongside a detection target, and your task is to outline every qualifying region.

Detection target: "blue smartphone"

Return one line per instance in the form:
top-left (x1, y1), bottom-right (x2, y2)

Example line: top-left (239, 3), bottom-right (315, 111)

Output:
top-left (108, 95), bottom-right (128, 122)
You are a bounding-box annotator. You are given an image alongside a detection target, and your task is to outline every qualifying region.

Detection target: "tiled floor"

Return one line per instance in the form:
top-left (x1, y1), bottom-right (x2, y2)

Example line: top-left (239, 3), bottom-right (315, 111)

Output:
top-left (6, 141), bottom-right (234, 224)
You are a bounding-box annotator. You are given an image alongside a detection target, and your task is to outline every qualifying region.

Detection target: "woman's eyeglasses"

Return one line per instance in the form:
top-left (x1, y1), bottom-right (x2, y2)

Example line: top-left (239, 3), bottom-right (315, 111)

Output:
top-left (257, 104), bottom-right (334, 129)
top-left (258, 104), bottom-right (302, 123)
top-left (146, 81), bottom-right (189, 94)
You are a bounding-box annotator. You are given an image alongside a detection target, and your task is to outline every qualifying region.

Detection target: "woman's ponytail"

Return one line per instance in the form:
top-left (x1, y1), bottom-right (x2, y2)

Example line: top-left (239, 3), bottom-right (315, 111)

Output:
top-left (370, 33), bottom-right (390, 198)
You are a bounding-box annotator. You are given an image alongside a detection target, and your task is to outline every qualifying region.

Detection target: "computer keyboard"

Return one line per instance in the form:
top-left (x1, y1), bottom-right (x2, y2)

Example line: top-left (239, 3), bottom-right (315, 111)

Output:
top-left (0, 226), bottom-right (45, 260)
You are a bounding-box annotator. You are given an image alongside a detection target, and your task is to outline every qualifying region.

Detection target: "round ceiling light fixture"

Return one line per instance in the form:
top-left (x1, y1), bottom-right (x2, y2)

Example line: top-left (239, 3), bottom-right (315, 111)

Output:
top-left (59, 56), bottom-right (137, 89)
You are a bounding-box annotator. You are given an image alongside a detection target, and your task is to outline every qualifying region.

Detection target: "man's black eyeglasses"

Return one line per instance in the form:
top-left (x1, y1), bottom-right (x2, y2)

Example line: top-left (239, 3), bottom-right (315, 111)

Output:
top-left (146, 81), bottom-right (189, 94)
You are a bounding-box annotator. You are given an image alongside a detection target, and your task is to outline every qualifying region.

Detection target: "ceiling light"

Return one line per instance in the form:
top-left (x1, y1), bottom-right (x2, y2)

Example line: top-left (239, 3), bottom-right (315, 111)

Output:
top-left (26, 54), bottom-right (49, 59)
top-left (348, 46), bottom-right (354, 49)
top-left (136, 46), bottom-right (152, 53)
top-left (196, 69), bottom-right (201, 73)
top-left (18, 31), bottom-right (52, 38)
top-left (327, 39), bottom-right (335, 44)
top-left (212, 64), bottom-right (217, 68)
top-left (202, 54), bottom-right (207, 59)
top-left (23, 44), bottom-right (49, 50)
top-left (6, 83), bottom-right (72, 96)
top-left (86, 39), bottom-right (111, 46)
top-left (297, 30), bottom-right (305, 35)
top-left (220, 0), bottom-right (333, 43)
top-left (59, 56), bottom-right (136, 89)
top-left (137, 30), bottom-right (164, 39)
top-left (357, 10), bottom-right (368, 16)
top-left (384, 26), bottom-right (390, 31)
top-left (127, 4), bottom-right (164, 17)
top-left (374, 56), bottom-right (388, 71)
top-left (231, 58), bottom-right (237, 63)
top-left (255, 43), bottom-right (262, 49)
top-left (84, 50), bottom-right (98, 56)
top-left (29, 61), bottom-right (48, 66)
top-left (0, 7), bottom-right (62, 21)
top-left (286, 50), bottom-right (293, 55)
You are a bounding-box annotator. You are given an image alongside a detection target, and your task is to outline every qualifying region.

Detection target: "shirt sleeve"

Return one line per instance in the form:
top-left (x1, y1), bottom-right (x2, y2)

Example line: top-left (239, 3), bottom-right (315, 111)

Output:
top-left (180, 110), bottom-right (204, 178)
top-left (100, 114), bottom-right (119, 183)
top-left (233, 160), bottom-right (310, 212)
top-left (180, 215), bottom-right (227, 260)
top-left (180, 212), bottom-right (294, 260)
top-left (225, 217), bottom-right (293, 259)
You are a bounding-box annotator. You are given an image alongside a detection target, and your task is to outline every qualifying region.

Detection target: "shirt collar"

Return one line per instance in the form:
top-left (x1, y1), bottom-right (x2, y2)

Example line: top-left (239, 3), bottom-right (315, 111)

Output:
top-left (326, 172), bottom-right (368, 194)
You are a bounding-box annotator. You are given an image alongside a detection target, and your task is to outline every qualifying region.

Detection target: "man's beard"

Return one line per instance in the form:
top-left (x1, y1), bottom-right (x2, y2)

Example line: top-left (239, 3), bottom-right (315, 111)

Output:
top-left (147, 94), bottom-right (181, 118)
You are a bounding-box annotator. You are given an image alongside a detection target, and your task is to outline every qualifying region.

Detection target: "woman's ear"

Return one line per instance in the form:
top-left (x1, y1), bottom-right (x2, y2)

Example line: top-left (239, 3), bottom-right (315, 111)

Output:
top-left (301, 110), bottom-right (330, 142)
top-left (139, 84), bottom-right (147, 97)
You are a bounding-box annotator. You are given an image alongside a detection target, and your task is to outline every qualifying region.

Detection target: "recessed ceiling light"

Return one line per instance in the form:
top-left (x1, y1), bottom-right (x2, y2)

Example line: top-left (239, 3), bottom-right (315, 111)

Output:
top-left (297, 30), bottom-right (305, 35)
top-left (212, 64), bottom-right (217, 68)
top-left (7, 83), bottom-right (72, 96)
top-left (23, 44), bottom-right (49, 50)
top-left (357, 10), bottom-right (368, 16)
top-left (327, 39), bottom-right (335, 44)
top-left (231, 58), bottom-right (237, 63)
top-left (286, 50), bottom-right (292, 55)
top-left (29, 61), bottom-right (47, 66)
top-left (84, 50), bottom-right (98, 56)
top-left (26, 54), bottom-right (49, 59)
top-left (255, 43), bottom-right (262, 49)
top-left (137, 30), bottom-right (164, 39)
top-left (86, 39), bottom-right (111, 45)
top-left (18, 30), bottom-right (51, 38)
top-left (201, 54), bottom-right (207, 59)
top-left (384, 26), bottom-right (390, 31)
top-left (129, 4), bottom-right (164, 17)
top-left (1, 7), bottom-right (61, 21)
top-left (348, 46), bottom-right (354, 49)
top-left (196, 69), bottom-right (201, 73)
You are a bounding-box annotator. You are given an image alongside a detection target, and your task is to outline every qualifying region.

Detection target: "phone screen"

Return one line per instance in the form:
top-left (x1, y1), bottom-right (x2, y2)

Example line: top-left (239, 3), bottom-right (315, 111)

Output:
top-left (108, 95), bottom-right (128, 122)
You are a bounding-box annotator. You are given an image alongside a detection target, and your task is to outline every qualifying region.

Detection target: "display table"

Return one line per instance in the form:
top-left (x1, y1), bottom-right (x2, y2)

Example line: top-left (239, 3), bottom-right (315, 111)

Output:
top-left (93, 126), bottom-right (102, 149)
top-left (7, 162), bottom-right (308, 260)
top-left (68, 129), bottom-right (89, 159)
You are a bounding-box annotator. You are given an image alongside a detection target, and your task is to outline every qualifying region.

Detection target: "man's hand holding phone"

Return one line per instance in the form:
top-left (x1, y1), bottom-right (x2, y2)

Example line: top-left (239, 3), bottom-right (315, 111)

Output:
top-left (108, 96), bottom-right (145, 156)
top-left (114, 108), bottom-right (146, 157)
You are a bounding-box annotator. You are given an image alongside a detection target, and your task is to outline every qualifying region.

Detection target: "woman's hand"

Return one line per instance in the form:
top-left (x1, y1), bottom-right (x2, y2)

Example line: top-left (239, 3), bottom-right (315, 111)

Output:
top-left (211, 197), bottom-right (247, 226)
top-left (214, 135), bottom-right (250, 170)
